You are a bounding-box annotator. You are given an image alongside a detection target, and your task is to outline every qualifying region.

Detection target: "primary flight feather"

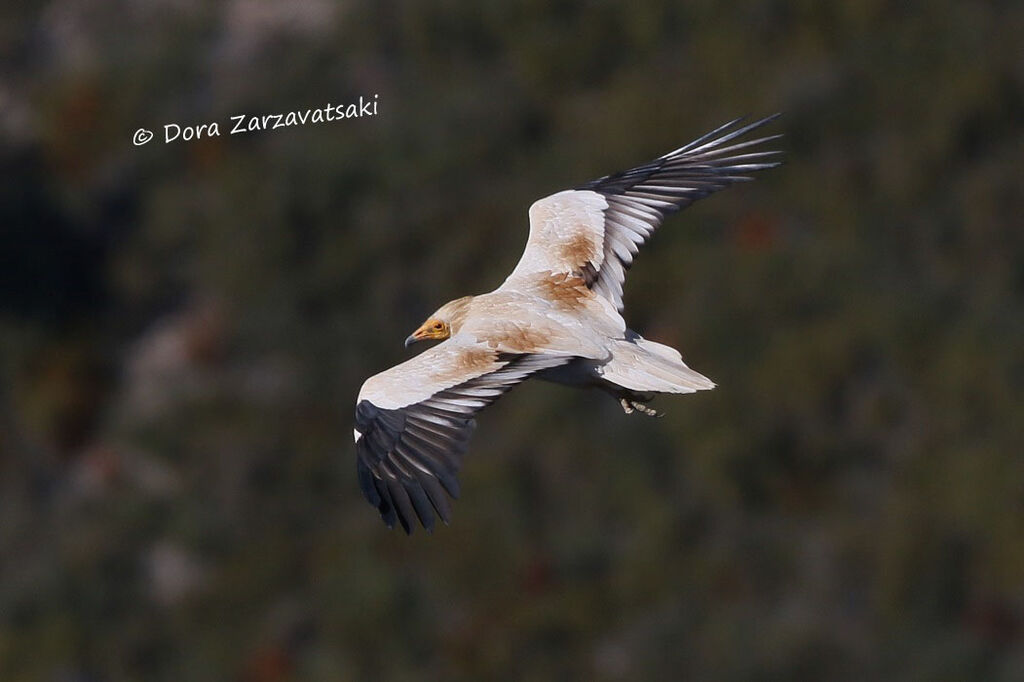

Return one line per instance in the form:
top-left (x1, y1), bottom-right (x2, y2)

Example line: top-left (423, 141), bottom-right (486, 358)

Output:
top-left (354, 115), bottom-right (782, 533)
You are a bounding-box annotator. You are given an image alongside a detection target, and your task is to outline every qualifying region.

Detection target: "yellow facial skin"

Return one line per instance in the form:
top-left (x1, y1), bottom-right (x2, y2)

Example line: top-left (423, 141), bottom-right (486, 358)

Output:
top-left (404, 318), bottom-right (450, 347)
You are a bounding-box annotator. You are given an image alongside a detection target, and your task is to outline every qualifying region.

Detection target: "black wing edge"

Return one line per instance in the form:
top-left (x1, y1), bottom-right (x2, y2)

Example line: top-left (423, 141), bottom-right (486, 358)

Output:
top-left (354, 353), bottom-right (568, 534)
top-left (573, 114), bottom-right (783, 309)
top-left (577, 113), bottom-right (784, 200)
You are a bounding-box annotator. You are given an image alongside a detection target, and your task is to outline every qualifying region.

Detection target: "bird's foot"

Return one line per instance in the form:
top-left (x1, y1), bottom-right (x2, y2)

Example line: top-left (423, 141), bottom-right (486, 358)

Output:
top-left (619, 397), bottom-right (661, 417)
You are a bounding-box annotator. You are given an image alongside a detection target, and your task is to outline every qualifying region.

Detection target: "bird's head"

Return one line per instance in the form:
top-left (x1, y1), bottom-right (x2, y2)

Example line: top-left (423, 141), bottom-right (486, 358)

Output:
top-left (405, 296), bottom-right (473, 348)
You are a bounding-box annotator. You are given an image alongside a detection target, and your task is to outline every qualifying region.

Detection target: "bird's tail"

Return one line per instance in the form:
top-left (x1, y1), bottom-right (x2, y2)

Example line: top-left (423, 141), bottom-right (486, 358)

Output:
top-left (597, 335), bottom-right (715, 394)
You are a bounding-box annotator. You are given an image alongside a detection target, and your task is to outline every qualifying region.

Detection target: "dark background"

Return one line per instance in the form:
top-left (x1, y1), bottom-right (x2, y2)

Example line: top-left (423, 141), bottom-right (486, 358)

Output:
top-left (2, 2), bottom-right (1022, 680)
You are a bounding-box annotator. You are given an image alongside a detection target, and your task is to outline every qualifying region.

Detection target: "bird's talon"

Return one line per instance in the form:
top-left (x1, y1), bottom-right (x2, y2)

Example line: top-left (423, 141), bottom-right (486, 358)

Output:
top-left (620, 398), bottom-right (660, 417)
top-left (634, 401), bottom-right (660, 417)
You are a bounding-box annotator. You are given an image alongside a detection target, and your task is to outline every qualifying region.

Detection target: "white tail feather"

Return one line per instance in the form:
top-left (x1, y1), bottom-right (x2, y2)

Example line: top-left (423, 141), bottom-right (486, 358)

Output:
top-left (598, 337), bottom-right (715, 394)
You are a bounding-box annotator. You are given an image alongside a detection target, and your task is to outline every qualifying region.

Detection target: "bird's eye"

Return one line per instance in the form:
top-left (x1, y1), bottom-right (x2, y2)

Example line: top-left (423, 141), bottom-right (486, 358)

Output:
top-left (433, 322), bottom-right (444, 330)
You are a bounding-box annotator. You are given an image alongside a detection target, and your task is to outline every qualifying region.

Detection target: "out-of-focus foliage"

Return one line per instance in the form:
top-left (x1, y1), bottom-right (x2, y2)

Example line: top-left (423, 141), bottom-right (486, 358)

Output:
top-left (1, 1), bottom-right (1022, 680)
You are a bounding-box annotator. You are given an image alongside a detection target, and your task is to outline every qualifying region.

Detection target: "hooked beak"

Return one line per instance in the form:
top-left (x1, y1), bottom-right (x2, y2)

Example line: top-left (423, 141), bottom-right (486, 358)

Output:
top-left (404, 319), bottom-right (448, 348)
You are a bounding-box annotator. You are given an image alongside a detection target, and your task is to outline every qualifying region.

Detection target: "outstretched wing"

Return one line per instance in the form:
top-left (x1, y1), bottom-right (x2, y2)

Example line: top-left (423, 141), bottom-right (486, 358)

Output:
top-left (354, 339), bottom-right (569, 533)
top-left (504, 115), bottom-right (782, 310)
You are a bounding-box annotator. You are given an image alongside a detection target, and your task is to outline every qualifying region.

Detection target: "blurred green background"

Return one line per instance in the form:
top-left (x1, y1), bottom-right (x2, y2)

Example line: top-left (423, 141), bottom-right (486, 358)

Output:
top-left (2, 1), bottom-right (1022, 680)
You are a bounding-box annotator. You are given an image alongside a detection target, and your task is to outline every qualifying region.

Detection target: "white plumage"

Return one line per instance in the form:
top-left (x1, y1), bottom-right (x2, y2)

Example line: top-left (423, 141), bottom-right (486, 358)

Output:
top-left (355, 115), bottom-right (782, 532)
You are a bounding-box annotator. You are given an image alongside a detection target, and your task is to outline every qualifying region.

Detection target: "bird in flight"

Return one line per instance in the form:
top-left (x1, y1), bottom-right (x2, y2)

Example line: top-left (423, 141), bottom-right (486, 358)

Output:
top-left (354, 115), bottom-right (781, 533)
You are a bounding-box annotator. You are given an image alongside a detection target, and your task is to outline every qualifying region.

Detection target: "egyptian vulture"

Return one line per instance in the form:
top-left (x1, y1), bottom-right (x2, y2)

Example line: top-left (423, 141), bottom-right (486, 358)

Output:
top-left (354, 115), bottom-right (781, 532)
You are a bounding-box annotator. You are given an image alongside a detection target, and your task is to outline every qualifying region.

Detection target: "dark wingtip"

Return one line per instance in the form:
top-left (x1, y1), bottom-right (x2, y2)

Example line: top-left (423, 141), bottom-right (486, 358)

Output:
top-left (394, 505), bottom-right (412, 534)
top-left (356, 459), bottom-right (381, 507)
top-left (739, 112), bottom-right (783, 132)
top-left (446, 477), bottom-right (461, 500)
top-left (382, 512), bottom-right (395, 530)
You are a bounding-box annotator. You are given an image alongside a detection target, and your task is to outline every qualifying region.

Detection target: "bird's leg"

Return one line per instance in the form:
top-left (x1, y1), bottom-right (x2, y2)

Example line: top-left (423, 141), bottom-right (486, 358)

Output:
top-left (617, 393), bottom-right (661, 417)
top-left (628, 400), bottom-right (661, 417)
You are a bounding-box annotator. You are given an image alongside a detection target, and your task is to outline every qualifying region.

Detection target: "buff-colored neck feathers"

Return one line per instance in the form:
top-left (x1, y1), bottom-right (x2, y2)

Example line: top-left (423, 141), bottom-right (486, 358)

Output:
top-left (436, 296), bottom-right (474, 333)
